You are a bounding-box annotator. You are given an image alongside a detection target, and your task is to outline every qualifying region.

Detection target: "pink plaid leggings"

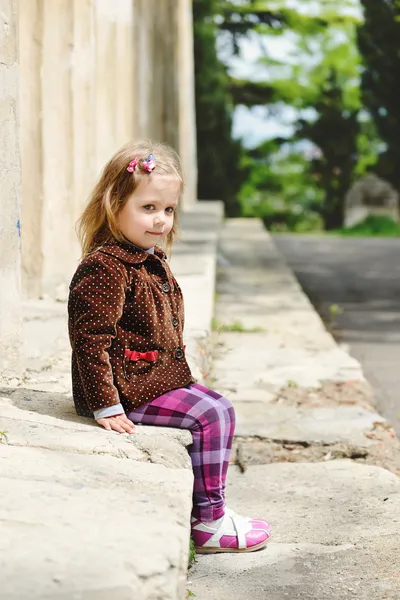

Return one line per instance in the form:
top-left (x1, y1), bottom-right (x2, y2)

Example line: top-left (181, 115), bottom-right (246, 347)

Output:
top-left (128, 383), bottom-right (236, 521)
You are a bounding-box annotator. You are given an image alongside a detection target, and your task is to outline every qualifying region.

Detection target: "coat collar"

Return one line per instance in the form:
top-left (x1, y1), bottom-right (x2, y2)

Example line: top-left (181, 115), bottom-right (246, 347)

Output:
top-left (98, 239), bottom-right (167, 264)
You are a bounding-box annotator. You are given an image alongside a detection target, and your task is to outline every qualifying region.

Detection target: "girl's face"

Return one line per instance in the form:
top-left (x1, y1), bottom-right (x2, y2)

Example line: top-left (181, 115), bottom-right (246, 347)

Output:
top-left (116, 175), bottom-right (180, 249)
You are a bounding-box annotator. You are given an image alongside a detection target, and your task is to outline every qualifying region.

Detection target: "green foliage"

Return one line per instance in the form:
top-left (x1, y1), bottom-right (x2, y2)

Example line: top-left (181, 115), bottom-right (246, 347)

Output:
top-left (193, 0), bottom-right (386, 230)
top-left (219, 2), bottom-right (286, 49)
top-left (193, 0), bottom-right (246, 216)
top-left (358, 1), bottom-right (400, 193)
top-left (355, 120), bottom-right (383, 176)
top-left (204, 0), bottom-right (369, 230)
top-left (334, 214), bottom-right (400, 236)
top-left (188, 537), bottom-right (197, 566)
top-left (297, 70), bottom-right (360, 230)
top-left (212, 317), bottom-right (264, 333)
top-left (329, 304), bottom-right (344, 317)
top-left (229, 79), bottom-right (275, 107)
top-left (286, 380), bottom-right (299, 388)
top-left (264, 12), bottom-right (364, 230)
top-left (219, 0), bottom-right (357, 44)
top-left (239, 143), bottom-right (324, 232)
top-left (263, 211), bottom-right (323, 233)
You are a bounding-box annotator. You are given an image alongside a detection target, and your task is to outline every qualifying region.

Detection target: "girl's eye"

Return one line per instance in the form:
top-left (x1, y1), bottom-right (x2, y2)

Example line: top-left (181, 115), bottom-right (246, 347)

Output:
top-left (166, 207), bottom-right (175, 214)
top-left (144, 205), bottom-right (155, 211)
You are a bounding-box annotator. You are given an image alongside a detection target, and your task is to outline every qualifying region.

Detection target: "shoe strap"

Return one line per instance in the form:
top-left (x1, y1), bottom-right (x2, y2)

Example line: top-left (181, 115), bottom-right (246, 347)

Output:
top-left (207, 512), bottom-right (248, 549)
top-left (229, 512), bottom-right (247, 549)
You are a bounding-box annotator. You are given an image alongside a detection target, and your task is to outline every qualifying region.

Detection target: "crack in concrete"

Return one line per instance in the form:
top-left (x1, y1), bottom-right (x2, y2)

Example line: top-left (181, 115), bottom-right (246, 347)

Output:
top-left (236, 435), bottom-right (321, 447)
top-left (231, 435), bottom-right (400, 476)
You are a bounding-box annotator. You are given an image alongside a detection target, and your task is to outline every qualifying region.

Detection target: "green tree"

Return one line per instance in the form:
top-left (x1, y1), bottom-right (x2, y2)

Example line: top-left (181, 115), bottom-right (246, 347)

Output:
top-left (193, 0), bottom-right (375, 228)
top-left (238, 139), bottom-right (324, 231)
top-left (193, 0), bottom-right (245, 216)
top-left (297, 71), bottom-right (359, 229)
top-left (357, 0), bottom-right (400, 194)
top-left (225, 2), bottom-right (366, 229)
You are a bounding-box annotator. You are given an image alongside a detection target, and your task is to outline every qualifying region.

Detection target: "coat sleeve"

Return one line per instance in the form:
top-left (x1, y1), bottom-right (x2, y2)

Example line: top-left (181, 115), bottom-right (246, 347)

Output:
top-left (68, 254), bottom-right (128, 413)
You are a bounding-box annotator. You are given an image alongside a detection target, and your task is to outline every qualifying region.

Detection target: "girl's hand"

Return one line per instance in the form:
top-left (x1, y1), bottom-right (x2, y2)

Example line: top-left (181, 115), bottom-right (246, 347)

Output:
top-left (96, 413), bottom-right (135, 434)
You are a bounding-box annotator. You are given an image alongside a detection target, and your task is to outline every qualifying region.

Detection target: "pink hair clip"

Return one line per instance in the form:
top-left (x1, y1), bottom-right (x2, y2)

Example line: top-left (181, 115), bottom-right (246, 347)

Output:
top-left (142, 153), bottom-right (156, 173)
top-left (127, 156), bottom-right (140, 172)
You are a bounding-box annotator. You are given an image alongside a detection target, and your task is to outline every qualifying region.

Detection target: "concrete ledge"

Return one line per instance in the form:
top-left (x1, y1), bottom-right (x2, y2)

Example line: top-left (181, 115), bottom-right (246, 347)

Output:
top-left (191, 218), bottom-right (400, 599)
top-left (0, 202), bottom-right (223, 600)
top-left (212, 218), bottom-right (399, 466)
top-left (192, 461), bottom-right (400, 599)
top-left (0, 388), bottom-right (193, 600)
top-left (0, 389), bottom-right (192, 467)
top-left (172, 201), bottom-right (224, 382)
top-left (0, 442), bottom-right (193, 600)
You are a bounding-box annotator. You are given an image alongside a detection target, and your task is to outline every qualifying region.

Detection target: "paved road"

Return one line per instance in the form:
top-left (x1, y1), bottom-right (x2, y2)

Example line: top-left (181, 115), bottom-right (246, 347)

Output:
top-left (274, 234), bottom-right (400, 436)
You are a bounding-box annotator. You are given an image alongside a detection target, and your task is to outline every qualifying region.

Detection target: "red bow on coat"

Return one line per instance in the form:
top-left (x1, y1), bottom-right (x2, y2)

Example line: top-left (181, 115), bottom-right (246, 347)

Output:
top-left (124, 350), bottom-right (159, 362)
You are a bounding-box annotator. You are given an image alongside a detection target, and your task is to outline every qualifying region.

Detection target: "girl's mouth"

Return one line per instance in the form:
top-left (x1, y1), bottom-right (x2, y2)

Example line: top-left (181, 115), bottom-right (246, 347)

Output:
top-left (146, 231), bottom-right (163, 236)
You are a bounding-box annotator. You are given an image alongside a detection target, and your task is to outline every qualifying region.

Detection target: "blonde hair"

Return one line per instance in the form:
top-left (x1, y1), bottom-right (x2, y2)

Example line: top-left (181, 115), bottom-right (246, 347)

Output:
top-left (77, 140), bottom-right (183, 258)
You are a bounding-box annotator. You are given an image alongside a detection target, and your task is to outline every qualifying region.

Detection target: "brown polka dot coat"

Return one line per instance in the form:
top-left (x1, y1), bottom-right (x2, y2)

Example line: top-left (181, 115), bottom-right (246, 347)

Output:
top-left (68, 240), bottom-right (194, 417)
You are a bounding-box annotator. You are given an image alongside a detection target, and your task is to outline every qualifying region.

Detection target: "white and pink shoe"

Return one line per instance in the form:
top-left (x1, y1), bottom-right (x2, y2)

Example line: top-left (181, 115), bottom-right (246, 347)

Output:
top-left (191, 507), bottom-right (271, 554)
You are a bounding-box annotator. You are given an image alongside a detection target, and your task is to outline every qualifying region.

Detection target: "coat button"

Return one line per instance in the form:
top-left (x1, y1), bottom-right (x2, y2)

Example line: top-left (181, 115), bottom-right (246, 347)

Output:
top-left (162, 282), bottom-right (170, 293)
top-left (172, 317), bottom-right (179, 328)
top-left (175, 347), bottom-right (184, 360)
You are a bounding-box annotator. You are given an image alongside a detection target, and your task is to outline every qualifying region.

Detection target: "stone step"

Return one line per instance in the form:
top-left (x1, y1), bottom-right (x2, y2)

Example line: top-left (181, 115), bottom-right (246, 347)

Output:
top-left (0, 202), bottom-right (223, 600)
top-left (190, 218), bottom-right (400, 600)
top-left (191, 461), bottom-right (400, 600)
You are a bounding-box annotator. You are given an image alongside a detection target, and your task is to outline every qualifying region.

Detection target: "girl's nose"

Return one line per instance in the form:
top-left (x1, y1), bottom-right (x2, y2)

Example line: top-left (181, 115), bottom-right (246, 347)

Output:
top-left (153, 214), bottom-right (164, 225)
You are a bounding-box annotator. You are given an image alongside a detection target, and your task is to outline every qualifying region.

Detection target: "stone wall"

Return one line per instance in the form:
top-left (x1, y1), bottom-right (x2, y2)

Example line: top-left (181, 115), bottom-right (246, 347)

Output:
top-left (1, 0), bottom-right (197, 375)
top-left (19, 0), bottom-right (197, 299)
top-left (0, 0), bottom-right (22, 376)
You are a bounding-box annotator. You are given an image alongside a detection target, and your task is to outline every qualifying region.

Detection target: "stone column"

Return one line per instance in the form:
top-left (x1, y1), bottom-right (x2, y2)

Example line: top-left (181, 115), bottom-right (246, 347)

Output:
top-left (153, 0), bottom-right (169, 143)
top-left (161, 0), bottom-right (179, 149)
top-left (72, 0), bottom-right (96, 259)
top-left (115, 0), bottom-right (134, 148)
top-left (0, 0), bottom-right (22, 375)
top-left (19, 0), bottom-right (44, 298)
top-left (94, 0), bottom-right (118, 174)
top-left (41, 0), bottom-right (74, 297)
top-left (178, 0), bottom-right (197, 208)
top-left (132, 0), bottom-right (152, 139)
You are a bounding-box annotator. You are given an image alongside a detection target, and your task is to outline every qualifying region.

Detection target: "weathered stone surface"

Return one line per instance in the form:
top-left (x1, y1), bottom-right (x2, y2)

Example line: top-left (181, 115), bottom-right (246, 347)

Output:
top-left (0, 389), bottom-right (192, 468)
top-left (0, 389), bottom-right (194, 599)
top-left (0, 206), bottom-right (223, 599)
top-left (212, 220), bottom-right (388, 449)
top-left (191, 219), bottom-right (400, 600)
top-left (215, 332), bottom-right (364, 392)
top-left (171, 203), bottom-right (223, 382)
top-left (234, 401), bottom-right (385, 446)
top-left (274, 232), bottom-right (400, 437)
top-left (0, 0), bottom-right (22, 375)
top-left (191, 462), bottom-right (400, 600)
top-left (0, 444), bottom-right (193, 600)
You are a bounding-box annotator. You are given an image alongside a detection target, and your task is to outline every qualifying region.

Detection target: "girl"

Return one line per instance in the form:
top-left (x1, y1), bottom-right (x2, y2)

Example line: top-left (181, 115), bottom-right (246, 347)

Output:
top-left (68, 140), bottom-right (271, 553)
